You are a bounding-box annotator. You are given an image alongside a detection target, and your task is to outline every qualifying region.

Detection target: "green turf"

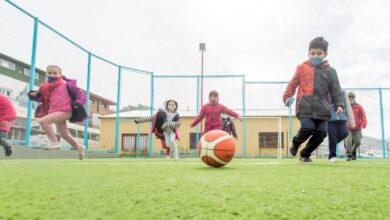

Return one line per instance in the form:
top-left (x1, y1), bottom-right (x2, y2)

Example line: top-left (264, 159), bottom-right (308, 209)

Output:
top-left (1, 158), bottom-right (389, 220)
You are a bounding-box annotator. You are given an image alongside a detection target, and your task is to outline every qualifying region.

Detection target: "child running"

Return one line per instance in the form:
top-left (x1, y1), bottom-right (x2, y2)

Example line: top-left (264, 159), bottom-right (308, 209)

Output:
top-left (191, 90), bottom-right (241, 133)
top-left (28, 65), bottom-right (86, 160)
top-left (135, 100), bottom-right (181, 160)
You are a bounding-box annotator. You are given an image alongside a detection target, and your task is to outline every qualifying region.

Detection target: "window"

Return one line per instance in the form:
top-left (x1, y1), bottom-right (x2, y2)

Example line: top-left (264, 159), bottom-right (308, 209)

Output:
top-left (0, 87), bottom-right (12, 97)
top-left (259, 132), bottom-right (284, 149)
top-left (24, 68), bottom-right (39, 79)
top-left (0, 58), bottom-right (16, 71)
top-left (77, 130), bottom-right (85, 139)
top-left (69, 129), bottom-right (77, 138)
top-left (189, 133), bottom-right (202, 149)
top-left (91, 133), bottom-right (100, 141)
top-left (122, 134), bottom-right (148, 153)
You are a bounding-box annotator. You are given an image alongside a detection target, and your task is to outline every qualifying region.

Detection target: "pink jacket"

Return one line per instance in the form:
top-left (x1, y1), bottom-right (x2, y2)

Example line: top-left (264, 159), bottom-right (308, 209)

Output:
top-left (48, 81), bottom-right (72, 114)
top-left (0, 95), bottom-right (16, 132)
top-left (191, 103), bottom-right (239, 133)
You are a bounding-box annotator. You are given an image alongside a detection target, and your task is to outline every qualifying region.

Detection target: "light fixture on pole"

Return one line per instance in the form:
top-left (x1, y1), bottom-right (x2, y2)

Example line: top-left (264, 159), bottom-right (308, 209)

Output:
top-left (199, 43), bottom-right (206, 133)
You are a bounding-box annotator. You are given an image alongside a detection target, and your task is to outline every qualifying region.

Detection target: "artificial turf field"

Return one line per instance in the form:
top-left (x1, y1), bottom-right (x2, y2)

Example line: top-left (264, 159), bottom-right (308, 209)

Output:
top-left (1, 158), bottom-right (389, 220)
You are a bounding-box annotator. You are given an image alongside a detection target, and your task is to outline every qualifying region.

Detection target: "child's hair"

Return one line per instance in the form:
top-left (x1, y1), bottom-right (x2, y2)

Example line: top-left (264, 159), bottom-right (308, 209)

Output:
top-left (46, 65), bottom-right (62, 73)
top-left (309, 37), bottom-right (328, 53)
top-left (209, 90), bottom-right (219, 97)
top-left (165, 100), bottom-right (178, 111)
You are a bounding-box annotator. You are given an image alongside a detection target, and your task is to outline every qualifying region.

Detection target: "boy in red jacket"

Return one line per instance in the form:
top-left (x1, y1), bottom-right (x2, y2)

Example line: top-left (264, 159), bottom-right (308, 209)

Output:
top-left (191, 90), bottom-right (241, 133)
top-left (0, 94), bottom-right (16, 156)
top-left (345, 92), bottom-right (367, 161)
top-left (283, 37), bottom-right (344, 164)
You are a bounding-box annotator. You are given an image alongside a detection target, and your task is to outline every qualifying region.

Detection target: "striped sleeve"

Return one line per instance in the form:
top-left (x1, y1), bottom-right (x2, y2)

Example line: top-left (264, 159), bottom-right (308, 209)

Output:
top-left (134, 116), bottom-right (154, 124)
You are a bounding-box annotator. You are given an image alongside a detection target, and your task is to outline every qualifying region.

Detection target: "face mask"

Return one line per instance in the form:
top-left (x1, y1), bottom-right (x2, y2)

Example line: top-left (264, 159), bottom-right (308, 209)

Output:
top-left (309, 57), bottom-right (324, 66)
top-left (350, 100), bottom-right (355, 105)
top-left (47, 76), bottom-right (59, 83)
top-left (222, 114), bottom-right (228, 119)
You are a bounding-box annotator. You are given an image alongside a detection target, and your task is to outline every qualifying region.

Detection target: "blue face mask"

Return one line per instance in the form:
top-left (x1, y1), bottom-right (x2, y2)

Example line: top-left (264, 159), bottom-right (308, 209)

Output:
top-left (47, 76), bottom-right (58, 83)
top-left (310, 57), bottom-right (324, 66)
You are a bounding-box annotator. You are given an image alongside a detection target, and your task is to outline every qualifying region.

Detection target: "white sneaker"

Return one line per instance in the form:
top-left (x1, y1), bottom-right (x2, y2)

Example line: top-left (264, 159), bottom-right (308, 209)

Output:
top-left (329, 157), bottom-right (337, 162)
top-left (166, 156), bottom-right (170, 160)
top-left (78, 146), bottom-right (85, 160)
top-left (43, 142), bottom-right (61, 150)
top-left (174, 157), bottom-right (179, 161)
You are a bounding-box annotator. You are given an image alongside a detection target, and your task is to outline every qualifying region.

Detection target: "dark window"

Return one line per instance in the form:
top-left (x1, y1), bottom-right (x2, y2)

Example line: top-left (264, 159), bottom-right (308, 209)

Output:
top-left (259, 132), bottom-right (284, 149)
top-left (190, 133), bottom-right (202, 149)
top-left (122, 134), bottom-right (148, 154)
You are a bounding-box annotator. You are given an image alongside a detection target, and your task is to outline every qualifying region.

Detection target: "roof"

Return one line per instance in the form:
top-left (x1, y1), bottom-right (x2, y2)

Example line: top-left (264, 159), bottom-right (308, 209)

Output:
top-left (100, 109), bottom-right (293, 119)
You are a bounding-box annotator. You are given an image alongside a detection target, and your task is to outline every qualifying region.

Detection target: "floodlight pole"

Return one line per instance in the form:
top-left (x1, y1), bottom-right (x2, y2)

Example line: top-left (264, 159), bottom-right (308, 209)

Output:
top-left (199, 43), bottom-right (206, 134)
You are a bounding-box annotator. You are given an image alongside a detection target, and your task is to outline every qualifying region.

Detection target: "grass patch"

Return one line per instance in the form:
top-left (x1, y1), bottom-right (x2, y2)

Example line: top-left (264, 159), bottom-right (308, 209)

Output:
top-left (1, 158), bottom-right (389, 219)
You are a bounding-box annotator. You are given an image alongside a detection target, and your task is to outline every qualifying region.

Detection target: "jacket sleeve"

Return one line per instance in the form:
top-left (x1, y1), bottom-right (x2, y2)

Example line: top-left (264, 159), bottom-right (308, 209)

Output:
top-left (358, 104), bottom-right (367, 128)
top-left (328, 69), bottom-right (344, 109)
top-left (221, 105), bottom-right (239, 118)
top-left (67, 80), bottom-right (86, 105)
top-left (134, 115), bottom-right (155, 124)
top-left (191, 106), bottom-right (206, 127)
top-left (345, 95), bottom-right (355, 128)
top-left (283, 67), bottom-right (300, 102)
top-left (28, 88), bottom-right (43, 102)
top-left (0, 96), bottom-right (16, 121)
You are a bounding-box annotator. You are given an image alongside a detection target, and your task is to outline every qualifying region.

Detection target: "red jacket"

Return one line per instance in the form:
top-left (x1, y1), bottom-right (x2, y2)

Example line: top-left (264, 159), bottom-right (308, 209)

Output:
top-left (283, 60), bottom-right (344, 120)
top-left (191, 103), bottom-right (239, 133)
top-left (0, 95), bottom-right (16, 132)
top-left (349, 102), bottom-right (367, 131)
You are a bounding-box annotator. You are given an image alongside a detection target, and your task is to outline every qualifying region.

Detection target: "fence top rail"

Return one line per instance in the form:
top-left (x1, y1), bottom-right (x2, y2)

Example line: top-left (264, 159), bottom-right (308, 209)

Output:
top-left (4, 0), bottom-right (34, 19)
top-left (246, 81), bottom-right (288, 84)
top-left (154, 74), bottom-right (244, 78)
top-left (121, 66), bottom-right (153, 75)
top-left (344, 87), bottom-right (390, 91)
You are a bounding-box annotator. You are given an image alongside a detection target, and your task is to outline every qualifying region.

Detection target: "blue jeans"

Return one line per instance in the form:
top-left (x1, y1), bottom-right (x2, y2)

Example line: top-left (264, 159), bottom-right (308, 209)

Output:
top-left (292, 117), bottom-right (328, 158)
top-left (327, 121), bottom-right (348, 159)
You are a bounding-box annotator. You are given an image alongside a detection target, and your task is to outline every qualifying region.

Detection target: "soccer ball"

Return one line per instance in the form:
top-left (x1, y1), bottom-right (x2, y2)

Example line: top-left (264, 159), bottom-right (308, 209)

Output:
top-left (198, 130), bottom-right (236, 168)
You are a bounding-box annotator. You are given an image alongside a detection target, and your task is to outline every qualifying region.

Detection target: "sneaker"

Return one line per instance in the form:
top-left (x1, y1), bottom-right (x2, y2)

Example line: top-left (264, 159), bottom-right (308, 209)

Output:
top-left (77, 146), bottom-right (85, 160)
top-left (329, 157), bottom-right (337, 162)
top-left (2, 141), bottom-right (13, 157)
top-left (43, 142), bottom-right (61, 150)
top-left (346, 157), bottom-right (352, 161)
top-left (166, 156), bottom-right (170, 160)
top-left (299, 156), bottom-right (313, 164)
top-left (289, 142), bottom-right (298, 157)
top-left (174, 157), bottom-right (179, 161)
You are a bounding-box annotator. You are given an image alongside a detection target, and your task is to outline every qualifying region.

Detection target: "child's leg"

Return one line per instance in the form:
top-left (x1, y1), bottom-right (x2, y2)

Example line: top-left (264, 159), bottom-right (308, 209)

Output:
top-left (327, 122), bottom-right (338, 159)
top-left (38, 112), bottom-right (70, 143)
top-left (55, 120), bottom-right (80, 148)
top-left (292, 117), bottom-right (316, 148)
top-left (0, 130), bottom-right (13, 156)
top-left (169, 132), bottom-right (178, 159)
top-left (300, 119), bottom-right (327, 158)
top-left (161, 139), bottom-right (170, 156)
top-left (337, 121), bottom-right (349, 143)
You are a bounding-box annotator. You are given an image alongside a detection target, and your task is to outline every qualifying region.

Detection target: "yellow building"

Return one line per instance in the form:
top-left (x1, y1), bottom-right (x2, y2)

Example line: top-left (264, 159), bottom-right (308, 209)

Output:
top-left (99, 110), bottom-right (300, 157)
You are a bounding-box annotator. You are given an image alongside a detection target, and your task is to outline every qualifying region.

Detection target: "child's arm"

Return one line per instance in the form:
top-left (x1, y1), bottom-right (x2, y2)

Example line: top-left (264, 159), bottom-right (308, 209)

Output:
top-left (283, 67), bottom-right (300, 103)
top-left (191, 107), bottom-right (206, 127)
top-left (221, 105), bottom-right (240, 119)
top-left (134, 115), bottom-right (154, 124)
top-left (28, 89), bottom-right (43, 102)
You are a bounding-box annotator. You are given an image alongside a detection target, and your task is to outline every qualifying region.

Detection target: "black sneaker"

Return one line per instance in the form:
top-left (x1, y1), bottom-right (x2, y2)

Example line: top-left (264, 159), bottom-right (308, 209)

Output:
top-left (2, 142), bottom-right (13, 157)
top-left (289, 143), bottom-right (299, 157)
top-left (299, 156), bottom-right (313, 164)
top-left (346, 157), bottom-right (352, 161)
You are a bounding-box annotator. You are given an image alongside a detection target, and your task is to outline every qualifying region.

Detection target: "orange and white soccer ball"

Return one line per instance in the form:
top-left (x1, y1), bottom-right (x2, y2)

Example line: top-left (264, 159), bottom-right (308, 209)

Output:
top-left (198, 130), bottom-right (236, 168)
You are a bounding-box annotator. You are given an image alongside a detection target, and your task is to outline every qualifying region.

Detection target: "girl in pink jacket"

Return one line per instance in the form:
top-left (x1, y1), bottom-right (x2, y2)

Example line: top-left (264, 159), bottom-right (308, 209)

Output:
top-left (28, 65), bottom-right (85, 160)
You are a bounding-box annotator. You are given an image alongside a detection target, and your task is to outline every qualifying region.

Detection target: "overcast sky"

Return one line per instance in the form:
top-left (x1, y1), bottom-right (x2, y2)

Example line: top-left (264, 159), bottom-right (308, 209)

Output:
top-left (1, 0), bottom-right (390, 138)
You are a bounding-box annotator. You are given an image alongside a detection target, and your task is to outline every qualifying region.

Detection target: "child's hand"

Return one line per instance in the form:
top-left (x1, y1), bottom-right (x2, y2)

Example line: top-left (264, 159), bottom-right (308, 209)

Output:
top-left (336, 106), bottom-right (344, 116)
top-left (284, 97), bottom-right (295, 107)
top-left (29, 91), bottom-right (38, 97)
